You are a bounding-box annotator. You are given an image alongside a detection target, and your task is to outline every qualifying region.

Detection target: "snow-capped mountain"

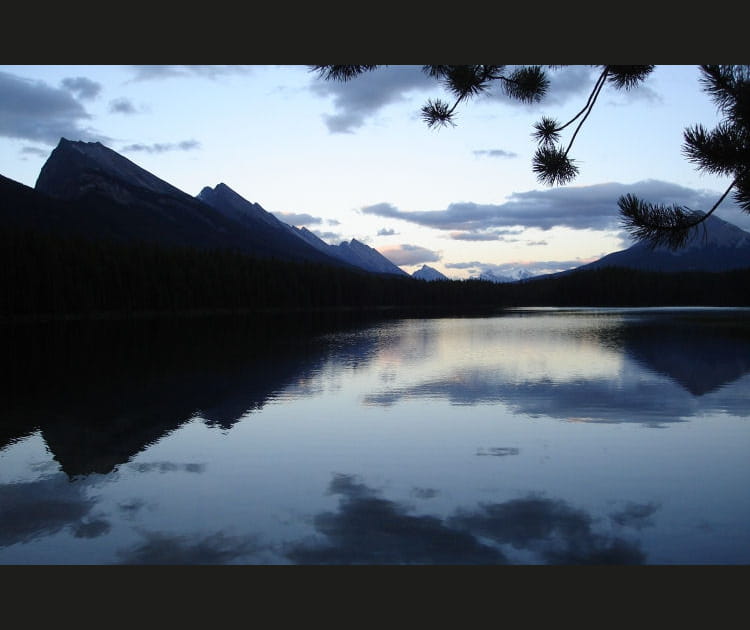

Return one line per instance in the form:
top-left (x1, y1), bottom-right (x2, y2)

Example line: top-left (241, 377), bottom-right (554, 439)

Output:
top-left (412, 265), bottom-right (448, 281)
top-left (472, 268), bottom-right (534, 283)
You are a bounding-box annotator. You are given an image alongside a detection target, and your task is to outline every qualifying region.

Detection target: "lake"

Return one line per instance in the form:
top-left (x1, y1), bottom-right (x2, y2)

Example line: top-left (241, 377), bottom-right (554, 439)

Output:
top-left (1, 307), bottom-right (749, 565)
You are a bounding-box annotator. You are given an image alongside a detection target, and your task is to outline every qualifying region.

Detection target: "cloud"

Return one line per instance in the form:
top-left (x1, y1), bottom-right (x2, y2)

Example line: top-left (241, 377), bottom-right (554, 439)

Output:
top-left (609, 502), bottom-right (660, 530)
top-left (284, 473), bottom-right (645, 564)
top-left (127, 461), bottom-right (206, 474)
top-left (476, 447), bottom-right (520, 457)
top-left (120, 140), bottom-right (201, 154)
top-left (473, 149), bottom-right (518, 159)
top-left (309, 66), bottom-right (603, 135)
top-left (128, 65), bottom-right (255, 82)
top-left (310, 65), bottom-right (435, 133)
top-left (20, 146), bottom-right (50, 158)
top-left (273, 211), bottom-right (322, 226)
top-left (309, 230), bottom-right (342, 243)
top-left (116, 529), bottom-right (261, 564)
top-left (378, 244), bottom-right (441, 266)
top-left (377, 228), bottom-right (397, 236)
top-left (0, 473), bottom-right (102, 547)
top-left (61, 76), bottom-right (102, 100)
top-left (361, 180), bottom-right (739, 234)
top-left (449, 228), bottom-right (523, 241)
top-left (448, 494), bottom-right (645, 564)
top-left (285, 473), bottom-right (506, 564)
top-left (72, 519), bottom-right (111, 539)
top-left (109, 97), bottom-right (138, 114)
top-left (0, 70), bottom-right (107, 145)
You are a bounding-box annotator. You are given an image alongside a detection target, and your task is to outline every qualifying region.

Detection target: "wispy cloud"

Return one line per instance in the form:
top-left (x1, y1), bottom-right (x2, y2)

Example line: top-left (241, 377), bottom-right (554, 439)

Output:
top-left (473, 149), bottom-right (517, 159)
top-left (20, 146), bottom-right (50, 158)
top-left (273, 211), bottom-right (322, 226)
top-left (379, 243), bottom-right (441, 266)
top-left (128, 65), bottom-right (255, 82)
top-left (120, 140), bottom-right (201, 154)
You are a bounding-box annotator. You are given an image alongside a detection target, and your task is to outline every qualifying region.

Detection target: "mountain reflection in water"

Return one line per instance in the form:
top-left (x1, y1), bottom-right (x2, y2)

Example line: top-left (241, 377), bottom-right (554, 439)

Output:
top-left (0, 308), bottom-right (748, 564)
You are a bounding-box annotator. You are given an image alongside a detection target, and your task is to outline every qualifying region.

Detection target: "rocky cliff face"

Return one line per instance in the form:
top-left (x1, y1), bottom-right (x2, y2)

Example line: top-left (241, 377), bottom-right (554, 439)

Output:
top-left (36, 138), bottom-right (187, 204)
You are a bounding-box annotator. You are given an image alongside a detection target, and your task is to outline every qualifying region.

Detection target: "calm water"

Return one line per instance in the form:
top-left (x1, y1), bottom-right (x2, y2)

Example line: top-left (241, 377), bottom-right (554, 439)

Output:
top-left (1, 307), bottom-right (749, 565)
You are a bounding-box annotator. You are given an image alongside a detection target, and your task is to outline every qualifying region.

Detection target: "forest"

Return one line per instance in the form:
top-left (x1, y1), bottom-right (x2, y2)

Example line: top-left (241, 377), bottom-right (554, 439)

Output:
top-left (1, 226), bottom-right (749, 321)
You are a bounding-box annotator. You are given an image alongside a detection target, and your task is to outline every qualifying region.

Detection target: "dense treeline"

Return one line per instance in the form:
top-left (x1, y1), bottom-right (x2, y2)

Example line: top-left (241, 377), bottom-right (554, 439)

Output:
top-left (0, 228), bottom-right (507, 319)
top-left (2, 227), bottom-right (749, 321)
top-left (503, 266), bottom-right (750, 307)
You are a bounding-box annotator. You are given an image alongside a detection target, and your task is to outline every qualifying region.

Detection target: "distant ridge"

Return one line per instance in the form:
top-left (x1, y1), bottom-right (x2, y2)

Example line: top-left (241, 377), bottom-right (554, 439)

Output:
top-left (198, 183), bottom-right (407, 276)
top-left (412, 264), bottom-right (448, 281)
top-left (290, 226), bottom-right (408, 276)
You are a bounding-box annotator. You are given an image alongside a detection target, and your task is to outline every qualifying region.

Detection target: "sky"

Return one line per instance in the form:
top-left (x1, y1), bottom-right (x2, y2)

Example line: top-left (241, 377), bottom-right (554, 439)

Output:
top-left (1, 64), bottom-right (746, 279)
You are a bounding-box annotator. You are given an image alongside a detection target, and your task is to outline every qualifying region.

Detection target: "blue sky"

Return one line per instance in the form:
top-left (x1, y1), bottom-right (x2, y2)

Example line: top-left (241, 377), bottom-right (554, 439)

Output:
top-left (0, 64), bottom-right (745, 279)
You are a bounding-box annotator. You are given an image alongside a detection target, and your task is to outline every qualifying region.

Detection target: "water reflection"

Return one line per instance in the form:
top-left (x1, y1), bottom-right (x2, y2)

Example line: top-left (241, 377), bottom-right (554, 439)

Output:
top-left (362, 310), bottom-right (750, 425)
top-left (284, 473), bottom-right (647, 565)
top-left (1, 308), bottom-right (748, 564)
top-left (0, 312), bottom-right (382, 477)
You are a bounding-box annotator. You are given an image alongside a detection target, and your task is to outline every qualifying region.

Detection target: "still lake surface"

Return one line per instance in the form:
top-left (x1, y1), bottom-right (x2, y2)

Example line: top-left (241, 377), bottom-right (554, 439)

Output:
top-left (1, 307), bottom-right (749, 565)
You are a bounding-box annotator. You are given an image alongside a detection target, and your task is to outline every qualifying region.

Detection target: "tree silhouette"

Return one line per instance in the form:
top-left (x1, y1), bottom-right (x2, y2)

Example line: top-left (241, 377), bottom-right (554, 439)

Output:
top-left (311, 65), bottom-right (749, 249)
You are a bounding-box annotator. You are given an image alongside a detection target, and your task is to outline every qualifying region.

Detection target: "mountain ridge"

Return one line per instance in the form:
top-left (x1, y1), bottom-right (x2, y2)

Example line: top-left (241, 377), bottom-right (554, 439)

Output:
top-left (17, 138), bottom-right (404, 273)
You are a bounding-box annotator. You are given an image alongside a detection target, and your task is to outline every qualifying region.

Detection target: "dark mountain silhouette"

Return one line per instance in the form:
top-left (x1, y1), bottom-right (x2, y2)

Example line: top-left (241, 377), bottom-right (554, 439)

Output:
top-left (578, 214), bottom-right (750, 273)
top-left (198, 182), bottom-right (407, 275)
top-left (25, 138), bottom-right (355, 267)
top-left (291, 225), bottom-right (408, 276)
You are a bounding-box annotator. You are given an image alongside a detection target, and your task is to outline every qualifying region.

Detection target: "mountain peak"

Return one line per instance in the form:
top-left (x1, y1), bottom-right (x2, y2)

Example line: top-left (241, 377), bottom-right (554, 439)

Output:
top-left (36, 137), bottom-right (187, 200)
top-left (197, 183), bottom-right (284, 231)
top-left (412, 264), bottom-right (448, 281)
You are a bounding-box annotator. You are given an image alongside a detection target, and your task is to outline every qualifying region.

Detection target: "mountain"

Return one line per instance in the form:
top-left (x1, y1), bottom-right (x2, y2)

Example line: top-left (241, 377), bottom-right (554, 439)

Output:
top-left (577, 214), bottom-right (750, 273)
top-left (198, 184), bottom-right (407, 275)
top-left (196, 182), bottom-right (291, 232)
top-left (289, 226), bottom-right (408, 276)
top-left (24, 138), bottom-right (353, 268)
top-left (471, 268), bottom-right (534, 283)
top-left (412, 264), bottom-right (448, 281)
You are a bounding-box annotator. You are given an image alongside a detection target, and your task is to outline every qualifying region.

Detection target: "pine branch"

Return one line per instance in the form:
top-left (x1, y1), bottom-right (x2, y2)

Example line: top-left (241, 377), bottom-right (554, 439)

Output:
top-left (683, 122), bottom-right (748, 176)
top-left (309, 65), bottom-right (380, 81)
top-left (501, 66), bottom-right (549, 103)
top-left (606, 65), bottom-right (655, 90)
top-left (532, 145), bottom-right (579, 185)
top-left (421, 99), bottom-right (456, 128)
top-left (618, 178), bottom-right (737, 249)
